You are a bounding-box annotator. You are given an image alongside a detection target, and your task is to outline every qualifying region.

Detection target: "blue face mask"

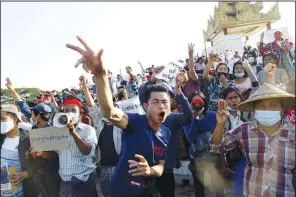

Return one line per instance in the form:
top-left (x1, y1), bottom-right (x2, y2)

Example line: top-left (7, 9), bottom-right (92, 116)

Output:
top-left (30, 118), bottom-right (37, 126)
top-left (234, 72), bottom-right (245, 78)
top-left (248, 57), bottom-right (255, 63)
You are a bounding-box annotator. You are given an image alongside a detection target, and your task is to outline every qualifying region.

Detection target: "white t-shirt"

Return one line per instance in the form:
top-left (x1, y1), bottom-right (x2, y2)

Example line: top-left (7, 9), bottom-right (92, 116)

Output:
top-left (2, 137), bottom-right (20, 151)
top-left (234, 77), bottom-right (252, 93)
top-left (227, 111), bottom-right (243, 130)
top-left (195, 63), bottom-right (205, 70)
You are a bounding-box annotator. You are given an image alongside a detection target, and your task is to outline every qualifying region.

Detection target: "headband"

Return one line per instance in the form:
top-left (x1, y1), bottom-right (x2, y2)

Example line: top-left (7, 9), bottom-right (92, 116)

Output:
top-left (64, 99), bottom-right (82, 108)
top-left (191, 98), bottom-right (204, 107)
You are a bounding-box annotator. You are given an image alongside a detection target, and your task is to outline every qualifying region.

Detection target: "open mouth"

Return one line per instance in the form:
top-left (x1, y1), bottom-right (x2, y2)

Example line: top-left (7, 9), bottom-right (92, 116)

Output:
top-left (159, 112), bottom-right (165, 120)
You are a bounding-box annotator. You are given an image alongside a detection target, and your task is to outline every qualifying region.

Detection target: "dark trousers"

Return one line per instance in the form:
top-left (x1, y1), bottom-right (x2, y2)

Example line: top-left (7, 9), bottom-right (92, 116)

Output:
top-left (35, 173), bottom-right (61, 197)
top-left (59, 172), bottom-right (97, 197)
top-left (155, 170), bottom-right (175, 197)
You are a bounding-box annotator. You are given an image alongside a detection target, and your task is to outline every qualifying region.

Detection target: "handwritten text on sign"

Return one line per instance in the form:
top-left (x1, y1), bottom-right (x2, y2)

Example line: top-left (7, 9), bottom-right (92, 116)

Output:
top-left (155, 62), bottom-right (183, 87)
top-left (116, 96), bottom-right (146, 115)
top-left (29, 127), bottom-right (70, 151)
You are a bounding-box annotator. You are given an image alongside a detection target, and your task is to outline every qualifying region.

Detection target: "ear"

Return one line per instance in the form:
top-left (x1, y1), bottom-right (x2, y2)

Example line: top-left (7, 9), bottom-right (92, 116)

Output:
top-left (13, 117), bottom-right (19, 126)
top-left (143, 103), bottom-right (148, 111)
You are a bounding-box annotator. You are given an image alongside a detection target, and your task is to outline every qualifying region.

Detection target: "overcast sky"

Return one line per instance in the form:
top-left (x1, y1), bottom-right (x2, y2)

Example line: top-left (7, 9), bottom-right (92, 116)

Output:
top-left (1, 2), bottom-right (295, 90)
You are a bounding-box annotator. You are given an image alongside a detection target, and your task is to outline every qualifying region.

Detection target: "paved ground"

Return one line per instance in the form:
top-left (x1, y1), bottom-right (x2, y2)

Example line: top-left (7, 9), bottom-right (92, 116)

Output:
top-left (96, 175), bottom-right (196, 197)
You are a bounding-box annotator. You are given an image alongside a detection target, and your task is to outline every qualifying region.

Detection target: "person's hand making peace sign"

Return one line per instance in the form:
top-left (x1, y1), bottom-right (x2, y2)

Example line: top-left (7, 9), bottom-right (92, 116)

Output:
top-left (66, 36), bottom-right (105, 76)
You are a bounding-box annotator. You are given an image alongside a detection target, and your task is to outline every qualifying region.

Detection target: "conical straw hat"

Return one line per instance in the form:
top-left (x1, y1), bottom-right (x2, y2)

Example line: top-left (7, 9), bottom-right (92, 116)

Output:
top-left (237, 83), bottom-right (295, 112)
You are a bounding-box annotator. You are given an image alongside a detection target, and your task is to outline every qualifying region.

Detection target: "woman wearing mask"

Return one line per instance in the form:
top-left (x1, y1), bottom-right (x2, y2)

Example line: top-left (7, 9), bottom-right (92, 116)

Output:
top-left (184, 92), bottom-right (218, 197)
top-left (246, 50), bottom-right (261, 75)
top-left (232, 60), bottom-right (259, 100)
top-left (203, 53), bottom-right (234, 111)
top-left (1, 104), bottom-right (40, 197)
top-left (266, 66), bottom-right (295, 126)
top-left (257, 52), bottom-right (289, 86)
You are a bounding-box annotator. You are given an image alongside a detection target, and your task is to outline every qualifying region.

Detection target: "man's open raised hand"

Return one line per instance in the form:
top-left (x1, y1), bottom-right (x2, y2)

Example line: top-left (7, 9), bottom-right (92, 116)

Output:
top-left (66, 36), bottom-right (105, 76)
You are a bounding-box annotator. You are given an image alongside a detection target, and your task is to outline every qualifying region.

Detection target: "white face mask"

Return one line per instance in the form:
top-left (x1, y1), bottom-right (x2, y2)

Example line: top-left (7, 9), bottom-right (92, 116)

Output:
top-left (1, 121), bottom-right (15, 134)
top-left (255, 110), bottom-right (281, 127)
top-left (67, 112), bottom-right (79, 124)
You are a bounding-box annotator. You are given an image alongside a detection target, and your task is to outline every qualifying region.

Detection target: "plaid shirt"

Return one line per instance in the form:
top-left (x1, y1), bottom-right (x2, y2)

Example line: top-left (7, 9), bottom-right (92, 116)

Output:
top-left (259, 41), bottom-right (285, 68)
top-left (58, 122), bottom-right (98, 182)
top-left (211, 121), bottom-right (295, 197)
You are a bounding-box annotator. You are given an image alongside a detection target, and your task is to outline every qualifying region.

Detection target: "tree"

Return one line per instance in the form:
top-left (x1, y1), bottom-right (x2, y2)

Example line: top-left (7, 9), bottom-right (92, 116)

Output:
top-left (0, 88), bottom-right (46, 104)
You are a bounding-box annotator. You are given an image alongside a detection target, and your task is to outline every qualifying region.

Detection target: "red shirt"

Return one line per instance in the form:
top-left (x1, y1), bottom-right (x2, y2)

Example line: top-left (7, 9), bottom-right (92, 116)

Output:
top-left (128, 73), bottom-right (134, 85)
top-left (146, 75), bottom-right (152, 81)
top-left (284, 108), bottom-right (295, 125)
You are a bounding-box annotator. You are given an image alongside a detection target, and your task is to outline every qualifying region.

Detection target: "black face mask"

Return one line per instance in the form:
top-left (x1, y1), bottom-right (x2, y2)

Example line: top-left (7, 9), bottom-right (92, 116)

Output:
top-left (217, 72), bottom-right (229, 78)
top-left (148, 72), bottom-right (153, 75)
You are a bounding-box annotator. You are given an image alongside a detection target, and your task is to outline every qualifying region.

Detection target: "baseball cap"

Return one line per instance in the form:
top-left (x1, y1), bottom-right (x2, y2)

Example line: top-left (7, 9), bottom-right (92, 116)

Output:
top-left (32, 104), bottom-right (51, 115)
top-left (158, 82), bottom-right (175, 98)
top-left (1, 104), bottom-right (22, 122)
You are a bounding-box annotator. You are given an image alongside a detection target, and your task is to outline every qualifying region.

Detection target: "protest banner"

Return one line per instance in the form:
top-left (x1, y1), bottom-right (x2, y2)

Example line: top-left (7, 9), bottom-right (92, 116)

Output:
top-left (29, 127), bottom-right (70, 152)
top-left (155, 61), bottom-right (183, 87)
top-left (116, 96), bottom-right (145, 115)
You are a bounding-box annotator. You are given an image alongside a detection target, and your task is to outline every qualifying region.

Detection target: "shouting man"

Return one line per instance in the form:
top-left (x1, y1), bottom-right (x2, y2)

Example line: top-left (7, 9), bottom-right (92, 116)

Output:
top-left (66, 36), bottom-right (171, 197)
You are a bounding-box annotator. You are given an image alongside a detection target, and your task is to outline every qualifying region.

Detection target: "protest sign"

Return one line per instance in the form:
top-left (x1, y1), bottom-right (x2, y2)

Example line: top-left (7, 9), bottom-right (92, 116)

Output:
top-left (155, 62), bottom-right (183, 87)
top-left (29, 127), bottom-right (70, 152)
top-left (116, 96), bottom-right (145, 115)
top-left (1, 163), bottom-right (11, 191)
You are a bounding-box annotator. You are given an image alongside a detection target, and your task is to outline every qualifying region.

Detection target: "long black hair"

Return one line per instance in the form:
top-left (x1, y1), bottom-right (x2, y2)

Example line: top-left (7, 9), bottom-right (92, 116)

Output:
top-left (232, 61), bottom-right (248, 79)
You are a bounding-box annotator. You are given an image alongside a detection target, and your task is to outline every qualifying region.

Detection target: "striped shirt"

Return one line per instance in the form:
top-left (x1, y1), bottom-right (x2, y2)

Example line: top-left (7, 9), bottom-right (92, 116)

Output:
top-left (58, 122), bottom-right (98, 182)
top-left (211, 121), bottom-right (295, 197)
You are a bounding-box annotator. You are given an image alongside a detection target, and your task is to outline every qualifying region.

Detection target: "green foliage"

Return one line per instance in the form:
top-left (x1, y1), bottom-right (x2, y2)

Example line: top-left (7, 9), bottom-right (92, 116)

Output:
top-left (0, 88), bottom-right (45, 104)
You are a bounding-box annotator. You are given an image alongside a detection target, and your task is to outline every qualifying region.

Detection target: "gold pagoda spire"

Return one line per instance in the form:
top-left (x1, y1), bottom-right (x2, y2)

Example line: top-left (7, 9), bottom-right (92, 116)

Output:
top-left (203, 2), bottom-right (281, 42)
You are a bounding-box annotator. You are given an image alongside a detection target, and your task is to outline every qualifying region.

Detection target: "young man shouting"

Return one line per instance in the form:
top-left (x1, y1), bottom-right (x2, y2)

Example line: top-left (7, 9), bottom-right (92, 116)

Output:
top-left (66, 36), bottom-right (171, 197)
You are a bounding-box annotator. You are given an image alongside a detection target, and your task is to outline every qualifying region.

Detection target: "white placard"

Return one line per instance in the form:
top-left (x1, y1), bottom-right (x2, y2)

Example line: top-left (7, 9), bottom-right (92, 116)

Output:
top-left (29, 127), bottom-right (70, 151)
top-left (116, 96), bottom-right (146, 115)
top-left (155, 62), bottom-right (183, 87)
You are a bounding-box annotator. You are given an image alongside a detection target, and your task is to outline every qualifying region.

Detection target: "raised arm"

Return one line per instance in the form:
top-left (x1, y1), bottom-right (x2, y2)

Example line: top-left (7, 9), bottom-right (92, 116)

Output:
top-left (173, 75), bottom-right (193, 125)
top-left (80, 75), bottom-right (95, 107)
top-left (138, 61), bottom-right (146, 76)
top-left (66, 36), bottom-right (128, 129)
top-left (5, 78), bottom-right (32, 120)
top-left (50, 93), bottom-right (60, 112)
top-left (203, 53), bottom-right (217, 82)
top-left (266, 64), bottom-right (276, 87)
top-left (242, 59), bottom-right (259, 88)
top-left (5, 78), bottom-right (23, 102)
top-left (188, 43), bottom-right (198, 81)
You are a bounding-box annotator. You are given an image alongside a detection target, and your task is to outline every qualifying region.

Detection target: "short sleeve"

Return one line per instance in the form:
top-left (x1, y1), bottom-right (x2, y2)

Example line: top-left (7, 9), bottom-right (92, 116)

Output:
top-left (15, 101), bottom-right (32, 121)
top-left (125, 113), bottom-right (143, 133)
top-left (83, 125), bottom-right (98, 156)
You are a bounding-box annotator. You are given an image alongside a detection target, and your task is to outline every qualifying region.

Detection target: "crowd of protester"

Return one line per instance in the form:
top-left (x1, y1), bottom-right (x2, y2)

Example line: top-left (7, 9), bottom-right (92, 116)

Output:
top-left (1, 30), bottom-right (295, 197)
